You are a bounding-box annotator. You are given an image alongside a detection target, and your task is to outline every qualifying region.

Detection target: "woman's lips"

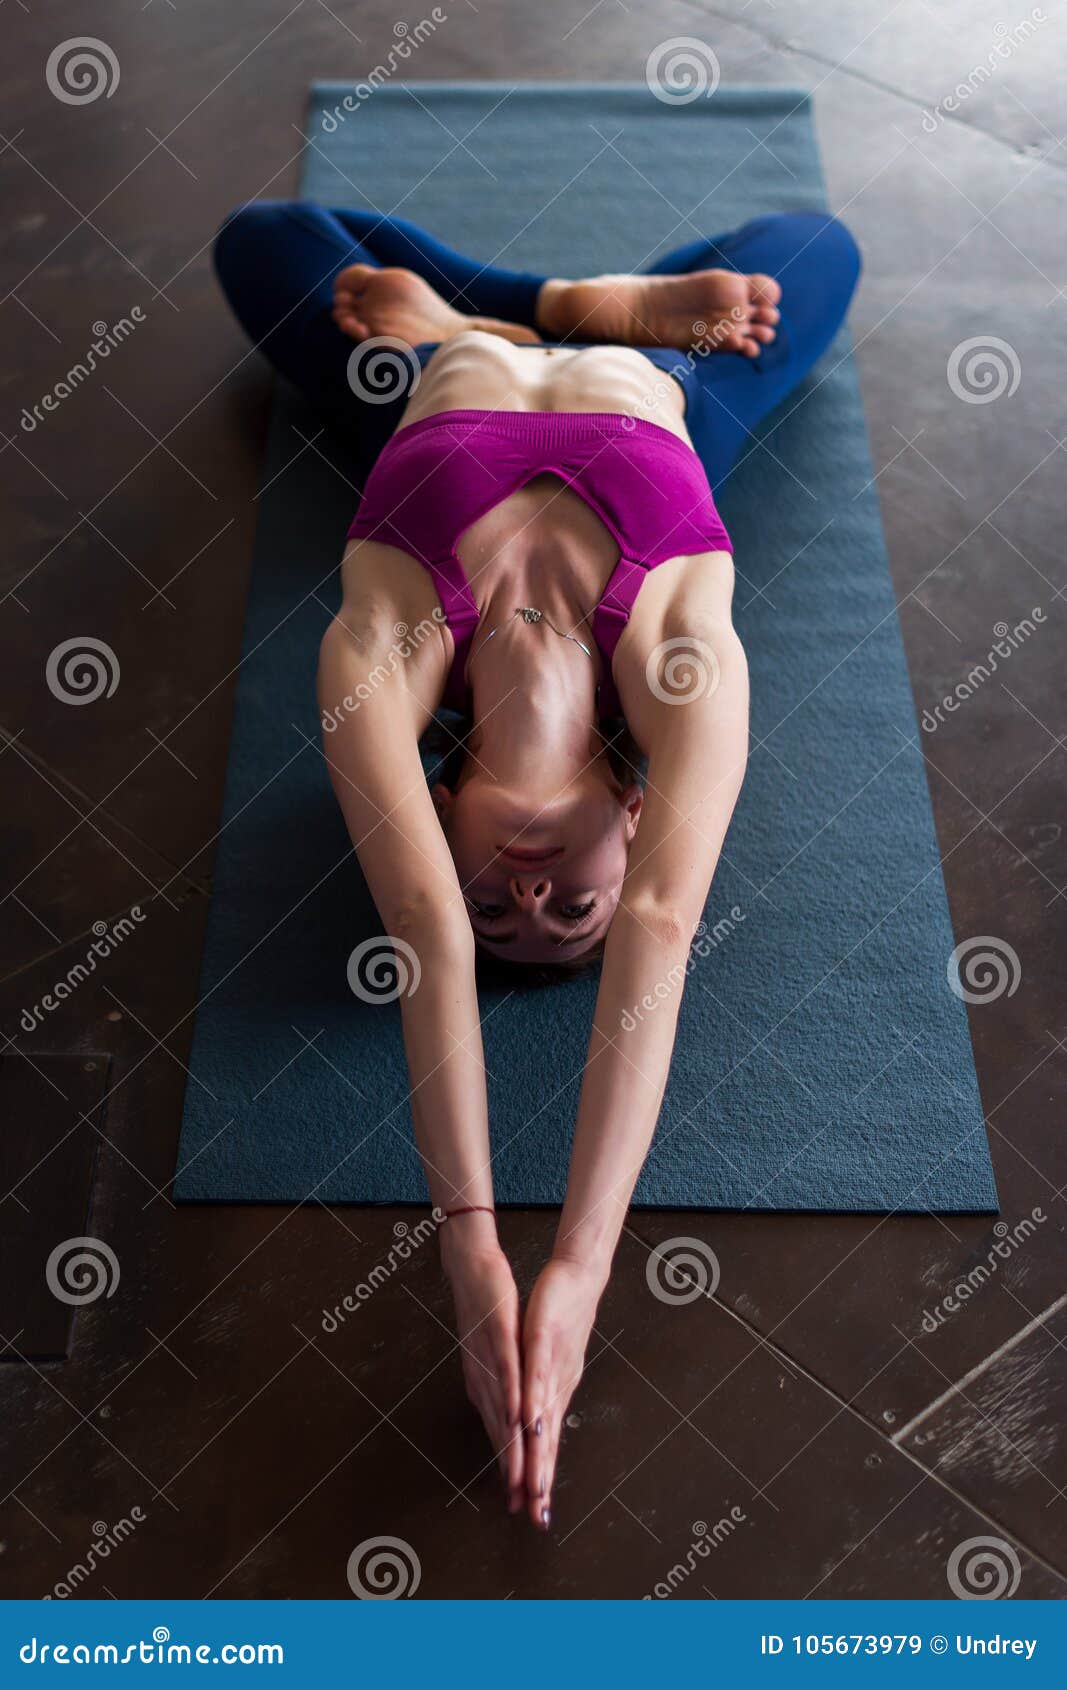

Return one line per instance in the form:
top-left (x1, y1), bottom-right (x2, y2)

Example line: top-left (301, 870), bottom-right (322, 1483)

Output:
top-left (497, 844), bottom-right (563, 865)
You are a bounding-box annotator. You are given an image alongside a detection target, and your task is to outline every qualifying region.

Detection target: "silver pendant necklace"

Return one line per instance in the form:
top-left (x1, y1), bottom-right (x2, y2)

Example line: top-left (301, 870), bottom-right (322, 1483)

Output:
top-left (466, 605), bottom-right (595, 675)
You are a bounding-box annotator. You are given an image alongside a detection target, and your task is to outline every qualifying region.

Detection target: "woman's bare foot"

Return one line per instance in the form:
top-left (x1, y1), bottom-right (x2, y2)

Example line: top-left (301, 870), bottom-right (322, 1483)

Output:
top-left (538, 269), bottom-right (782, 359)
top-left (332, 263), bottom-right (541, 347)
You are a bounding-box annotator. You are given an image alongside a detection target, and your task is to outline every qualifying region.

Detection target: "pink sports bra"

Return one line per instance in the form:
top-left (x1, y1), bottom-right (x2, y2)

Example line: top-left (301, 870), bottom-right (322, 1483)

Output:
top-left (345, 409), bottom-right (732, 716)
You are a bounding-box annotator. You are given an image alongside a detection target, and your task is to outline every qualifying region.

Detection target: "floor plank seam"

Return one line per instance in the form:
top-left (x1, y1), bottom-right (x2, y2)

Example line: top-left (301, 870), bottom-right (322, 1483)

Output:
top-left (700, 1288), bottom-right (1067, 1582)
top-left (891, 1289), bottom-right (1067, 1446)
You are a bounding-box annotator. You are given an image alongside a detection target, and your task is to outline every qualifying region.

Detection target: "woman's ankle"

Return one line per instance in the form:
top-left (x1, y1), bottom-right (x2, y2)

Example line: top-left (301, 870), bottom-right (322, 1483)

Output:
top-left (534, 278), bottom-right (575, 338)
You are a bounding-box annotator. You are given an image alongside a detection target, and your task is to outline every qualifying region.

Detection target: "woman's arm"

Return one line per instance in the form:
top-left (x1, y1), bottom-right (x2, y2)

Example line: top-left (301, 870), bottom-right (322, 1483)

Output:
top-left (319, 596), bottom-right (491, 1214)
top-left (318, 564), bottom-right (523, 1504)
top-left (521, 556), bottom-right (749, 1525)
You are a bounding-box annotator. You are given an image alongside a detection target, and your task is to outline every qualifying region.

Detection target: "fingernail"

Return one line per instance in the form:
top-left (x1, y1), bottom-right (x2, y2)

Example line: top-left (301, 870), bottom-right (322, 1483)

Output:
top-left (541, 1507), bottom-right (551, 1530)
top-left (535, 1418), bottom-right (543, 1437)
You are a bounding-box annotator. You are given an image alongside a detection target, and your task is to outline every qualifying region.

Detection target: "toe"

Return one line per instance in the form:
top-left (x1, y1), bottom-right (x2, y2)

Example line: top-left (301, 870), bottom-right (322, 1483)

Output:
top-left (750, 323), bottom-right (776, 344)
top-left (749, 272), bottom-right (782, 307)
top-left (754, 303), bottom-right (780, 325)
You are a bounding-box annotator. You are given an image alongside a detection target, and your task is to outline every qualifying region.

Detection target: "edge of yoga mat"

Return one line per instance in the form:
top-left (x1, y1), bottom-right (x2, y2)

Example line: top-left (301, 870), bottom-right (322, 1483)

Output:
top-left (174, 82), bottom-right (998, 1214)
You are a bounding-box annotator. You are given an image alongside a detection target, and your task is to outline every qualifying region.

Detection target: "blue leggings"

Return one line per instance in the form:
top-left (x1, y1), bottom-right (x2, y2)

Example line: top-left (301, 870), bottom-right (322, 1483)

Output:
top-left (214, 201), bottom-right (860, 488)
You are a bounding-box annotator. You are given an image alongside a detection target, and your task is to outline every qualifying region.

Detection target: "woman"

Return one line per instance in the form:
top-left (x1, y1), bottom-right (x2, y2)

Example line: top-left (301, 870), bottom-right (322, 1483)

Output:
top-left (214, 200), bottom-right (860, 1530)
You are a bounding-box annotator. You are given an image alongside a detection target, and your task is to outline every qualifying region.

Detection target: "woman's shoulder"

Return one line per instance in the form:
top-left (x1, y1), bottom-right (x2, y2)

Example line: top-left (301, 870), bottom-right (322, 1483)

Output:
top-left (617, 548), bottom-right (735, 651)
top-left (333, 538), bottom-right (453, 688)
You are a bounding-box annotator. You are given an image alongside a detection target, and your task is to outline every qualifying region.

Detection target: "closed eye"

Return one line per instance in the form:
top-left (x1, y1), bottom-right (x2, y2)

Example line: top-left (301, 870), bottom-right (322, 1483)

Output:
top-left (559, 901), bottom-right (596, 921)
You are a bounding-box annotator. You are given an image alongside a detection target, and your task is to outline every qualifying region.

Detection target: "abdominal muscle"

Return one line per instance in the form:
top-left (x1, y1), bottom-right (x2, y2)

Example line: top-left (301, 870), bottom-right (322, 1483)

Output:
top-left (396, 329), bottom-right (693, 446)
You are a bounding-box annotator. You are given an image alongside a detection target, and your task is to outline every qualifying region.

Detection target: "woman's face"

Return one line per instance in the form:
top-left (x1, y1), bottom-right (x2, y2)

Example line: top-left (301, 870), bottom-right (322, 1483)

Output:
top-left (434, 771), bottom-right (642, 963)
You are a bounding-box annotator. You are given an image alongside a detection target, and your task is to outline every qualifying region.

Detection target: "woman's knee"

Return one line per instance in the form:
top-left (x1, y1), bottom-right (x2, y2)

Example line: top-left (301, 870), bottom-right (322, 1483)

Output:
top-left (213, 200), bottom-right (302, 287)
top-left (811, 212), bottom-right (860, 283)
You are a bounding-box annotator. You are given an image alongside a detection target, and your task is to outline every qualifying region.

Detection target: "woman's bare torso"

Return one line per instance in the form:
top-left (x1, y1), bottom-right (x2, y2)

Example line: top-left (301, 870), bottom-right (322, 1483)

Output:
top-left (399, 329), bottom-right (691, 443)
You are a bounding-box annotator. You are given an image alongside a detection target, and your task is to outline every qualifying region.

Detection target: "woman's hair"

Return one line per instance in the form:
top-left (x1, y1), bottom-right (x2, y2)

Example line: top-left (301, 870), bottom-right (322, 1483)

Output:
top-left (422, 711), bottom-right (646, 987)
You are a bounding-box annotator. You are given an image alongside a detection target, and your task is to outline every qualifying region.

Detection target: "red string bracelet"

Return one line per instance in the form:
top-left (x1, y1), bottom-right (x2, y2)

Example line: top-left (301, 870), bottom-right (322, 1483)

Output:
top-left (442, 1205), bottom-right (496, 1221)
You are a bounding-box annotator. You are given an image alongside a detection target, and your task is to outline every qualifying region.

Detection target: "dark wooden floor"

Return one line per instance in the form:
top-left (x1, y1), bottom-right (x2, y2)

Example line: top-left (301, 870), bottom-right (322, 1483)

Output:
top-left (2, 0), bottom-right (1065, 1600)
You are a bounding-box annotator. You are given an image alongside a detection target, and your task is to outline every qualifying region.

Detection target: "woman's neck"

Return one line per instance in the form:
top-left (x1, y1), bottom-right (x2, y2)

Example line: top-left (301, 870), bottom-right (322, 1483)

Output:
top-left (466, 595), bottom-right (601, 788)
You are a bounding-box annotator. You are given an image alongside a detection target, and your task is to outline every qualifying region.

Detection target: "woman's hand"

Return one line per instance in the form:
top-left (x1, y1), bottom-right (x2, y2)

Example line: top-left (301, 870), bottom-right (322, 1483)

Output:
top-left (442, 1224), bottom-right (525, 1513)
top-left (522, 1256), bottom-right (607, 1530)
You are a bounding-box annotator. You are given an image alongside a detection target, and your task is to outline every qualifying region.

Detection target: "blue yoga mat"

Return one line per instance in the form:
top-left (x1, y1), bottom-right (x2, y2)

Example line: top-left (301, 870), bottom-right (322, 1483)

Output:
top-left (174, 84), bottom-right (997, 1212)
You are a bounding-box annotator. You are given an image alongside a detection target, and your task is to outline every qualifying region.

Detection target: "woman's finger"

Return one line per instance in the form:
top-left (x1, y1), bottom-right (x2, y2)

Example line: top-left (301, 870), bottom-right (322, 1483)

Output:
top-left (495, 1348), bottom-right (525, 1511)
top-left (523, 1342), bottom-right (552, 1529)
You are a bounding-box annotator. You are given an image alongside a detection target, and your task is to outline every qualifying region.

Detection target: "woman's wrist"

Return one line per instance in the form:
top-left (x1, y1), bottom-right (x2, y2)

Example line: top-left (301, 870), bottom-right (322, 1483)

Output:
top-left (439, 1206), bottom-right (502, 1276)
top-left (549, 1239), bottom-right (612, 1296)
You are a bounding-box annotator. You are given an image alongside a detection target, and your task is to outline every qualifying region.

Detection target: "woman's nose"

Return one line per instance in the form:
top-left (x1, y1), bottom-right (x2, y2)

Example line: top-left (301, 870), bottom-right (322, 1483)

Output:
top-left (509, 875), bottom-right (550, 907)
